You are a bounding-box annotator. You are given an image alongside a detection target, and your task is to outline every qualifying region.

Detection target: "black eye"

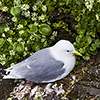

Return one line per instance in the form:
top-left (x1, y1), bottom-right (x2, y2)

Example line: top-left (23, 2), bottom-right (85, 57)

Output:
top-left (67, 50), bottom-right (70, 52)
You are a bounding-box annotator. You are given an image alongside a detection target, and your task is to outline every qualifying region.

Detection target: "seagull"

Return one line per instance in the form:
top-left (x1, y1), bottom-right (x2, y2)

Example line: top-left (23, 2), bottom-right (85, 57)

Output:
top-left (3, 40), bottom-right (82, 83)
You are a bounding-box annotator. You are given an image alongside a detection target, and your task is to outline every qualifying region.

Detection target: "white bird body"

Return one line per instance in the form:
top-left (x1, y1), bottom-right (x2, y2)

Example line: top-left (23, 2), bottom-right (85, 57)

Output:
top-left (3, 40), bottom-right (81, 83)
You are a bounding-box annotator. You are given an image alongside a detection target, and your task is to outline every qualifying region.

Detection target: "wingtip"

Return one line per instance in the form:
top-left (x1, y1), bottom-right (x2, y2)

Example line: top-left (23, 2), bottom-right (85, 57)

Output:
top-left (3, 75), bottom-right (17, 79)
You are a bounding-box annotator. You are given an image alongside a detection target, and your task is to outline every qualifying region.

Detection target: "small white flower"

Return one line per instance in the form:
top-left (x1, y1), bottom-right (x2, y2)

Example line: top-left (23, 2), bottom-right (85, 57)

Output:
top-left (27, 40), bottom-right (29, 43)
top-left (19, 30), bottom-right (25, 35)
top-left (5, 27), bottom-right (10, 32)
top-left (85, 1), bottom-right (89, 6)
top-left (87, 5), bottom-right (92, 11)
top-left (14, 0), bottom-right (21, 5)
top-left (89, 0), bottom-right (94, 3)
top-left (50, 36), bottom-right (55, 40)
top-left (38, 15), bottom-right (45, 20)
top-left (17, 37), bottom-right (22, 42)
top-left (11, 17), bottom-right (17, 22)
top-left (0, 1), bottom-right (2, 6)
top-left (30, 52), bottom-right (34, 55)
top-left (24, 11), bottom-right (30, 17)
top-left (52, 31), bottom-right (57, 36)
top-left (32, 5), bottom-right (37, 11)
top-left (1, 61), bottom-right (6, 65)
top-left (31, 12), bottom-right (38, 16)
top-left (23, 51), bottom-right (27, 56)
top-left (96, 14), bottom-right (99, 21)
top-left (0, 54), bottom-right (6, 61)
top-left (2, 6), bottom-right (8, 12)
top-left (30, 35), bottom-right (33, 40)
top-left (41, 38), bottom-right (45, 42)
top-left (10, 63), bottom-right (15, 66)
top-left (34, 22), bottom-right (39, 26)
top-left (42, 5), bottom-right (47, 12)
top-left (17, 24), bottom-right (23, 30)
top-left (7, 37), bottom-right (12, 43)
top-left (82, 9), bottom-right (85, 13)
top-left (31, 16), bottom-right (37, 21)
top-left (21, 41), bottom-right (25, 44)
top-left (21, 4), bottom-right (29, 10)
top-left (2, 54), bottom-right (6, 58)
top-left (2, 33), bottom-right (5, 37)
top-left (25, 47), bottom-right (28, 51)
top-left (9, 50), bottom-right (15, 56)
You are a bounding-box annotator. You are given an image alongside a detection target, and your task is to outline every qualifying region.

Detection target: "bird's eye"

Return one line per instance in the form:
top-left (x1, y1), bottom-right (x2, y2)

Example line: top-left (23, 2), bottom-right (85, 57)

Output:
top-left (67, 50), bottom-right (70, 52)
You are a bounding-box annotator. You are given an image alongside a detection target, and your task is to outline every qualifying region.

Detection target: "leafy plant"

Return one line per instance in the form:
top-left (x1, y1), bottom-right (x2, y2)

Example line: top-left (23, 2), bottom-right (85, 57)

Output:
top-left (39, 24), bottom-right (52, 36)
top-left (0, 0), bottom-right (100, 67)
top-left (0, 0), bottom-right (58, 67)
top-left (53, 0), bottom-right (100, 60)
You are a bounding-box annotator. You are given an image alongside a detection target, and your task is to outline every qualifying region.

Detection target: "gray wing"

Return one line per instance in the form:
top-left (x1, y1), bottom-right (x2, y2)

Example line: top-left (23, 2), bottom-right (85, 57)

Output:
top-left (7, 48), bottom-right (65, 83)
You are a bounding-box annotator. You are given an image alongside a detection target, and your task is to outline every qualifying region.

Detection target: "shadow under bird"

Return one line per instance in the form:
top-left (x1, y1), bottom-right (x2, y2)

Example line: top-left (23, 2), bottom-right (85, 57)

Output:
top-left (3, 40), bottom-right (82, 83)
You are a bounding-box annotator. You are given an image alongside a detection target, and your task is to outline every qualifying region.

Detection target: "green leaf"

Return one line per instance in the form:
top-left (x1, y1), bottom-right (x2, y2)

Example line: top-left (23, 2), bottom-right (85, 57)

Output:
top-left (20, 19), bottom-right (27, 26)
top-left (7, 30), bottom-right (15, 35)
top-left (13, 42), bottom-right (24, 53)
top-left (79, 47), bottom-right (85, 54)
top-left (90, 43), bottom-right (97, 51)
top-left (95, 39), bottom-right (100, 47)
top-left (32, 42), bottom-right (41, 51)
top-left (0, 38), bottom-right (5, 48)
top-left (65, 0), bottom-right (72, 4)
top-left (39, 24), bottom-right (52, 36)
top-left (10, 7), bottom-right (21, 17)
top-left (28, 24), bottom-right (38, 34)
top-left (85, 35), bottom-right (92, 44)
top-left (0, 23), bottom-right (8, 33)
top-left (83, 53), bottom-right (90, 60)
top-left (86, 31), bottom-right (95, 38)
top-left (76, 35), bottom-right (83, 43)
top-left (79, 29), bottom-right (85, 35)
top-left (13, 42), bottom-right (17, 51)
top-left (88, 49), bottom-right (98, 55)
top-left (76, 0), bottom-right (83, 5)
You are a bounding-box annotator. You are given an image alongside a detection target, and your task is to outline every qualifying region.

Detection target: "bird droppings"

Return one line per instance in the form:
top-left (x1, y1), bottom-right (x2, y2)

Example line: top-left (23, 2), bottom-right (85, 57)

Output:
top-left (30, 86), bottom-right (39, 97)
top-left (8, 82), bottom-right (67, 100)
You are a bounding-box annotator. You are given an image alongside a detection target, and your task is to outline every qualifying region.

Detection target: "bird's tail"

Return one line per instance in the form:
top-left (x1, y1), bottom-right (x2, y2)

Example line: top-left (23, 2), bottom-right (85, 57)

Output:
top-left (0, 68), bottom-right (7, 75)
top-left (0, 68), bottom-right (15, 79)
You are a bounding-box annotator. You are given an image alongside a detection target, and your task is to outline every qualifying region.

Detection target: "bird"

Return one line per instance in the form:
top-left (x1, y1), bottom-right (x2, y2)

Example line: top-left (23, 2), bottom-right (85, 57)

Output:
top-left (3, 40), bottom-right (82, 83)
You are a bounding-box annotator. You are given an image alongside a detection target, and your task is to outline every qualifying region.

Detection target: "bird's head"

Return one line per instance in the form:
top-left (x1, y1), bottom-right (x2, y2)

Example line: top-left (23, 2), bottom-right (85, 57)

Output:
top-left (53, 40), bottom-right (82, 57)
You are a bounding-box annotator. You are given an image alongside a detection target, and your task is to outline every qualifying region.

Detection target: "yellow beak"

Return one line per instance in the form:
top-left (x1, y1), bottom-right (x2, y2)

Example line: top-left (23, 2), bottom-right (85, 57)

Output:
top-left (73, 51), bottom-right (82, 56)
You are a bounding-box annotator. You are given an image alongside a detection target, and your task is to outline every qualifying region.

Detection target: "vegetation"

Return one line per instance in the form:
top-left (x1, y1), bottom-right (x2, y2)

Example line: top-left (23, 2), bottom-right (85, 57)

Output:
top-left (0, 0), bottom-right (100, 67)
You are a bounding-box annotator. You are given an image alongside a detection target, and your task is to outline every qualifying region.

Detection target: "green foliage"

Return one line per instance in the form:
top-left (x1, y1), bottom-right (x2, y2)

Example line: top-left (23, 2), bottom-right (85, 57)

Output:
top-left (0, 23), bottom-right (8, 33)
top-left (10, 7), bottom-right (21, 17)
top-left (39, 24), bottom-right (52, 36)
top-left (0, 38), bottom-right (5, 48)
top-left (0, 0), bottom-right (58, 66)
top-left (28, 24), bottom-right (38, 34)
top-left (1, 0), bottom-right (100, 67)
top-left (68, 0), bottom-right (100, 60)
top-left (13, 42), bottom-right (24, 53)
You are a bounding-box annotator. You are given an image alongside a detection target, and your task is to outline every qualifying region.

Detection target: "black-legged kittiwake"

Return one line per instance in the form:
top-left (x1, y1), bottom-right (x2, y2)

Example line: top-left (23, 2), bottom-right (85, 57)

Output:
top-left (3, 40), bottom-right (82, 83)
